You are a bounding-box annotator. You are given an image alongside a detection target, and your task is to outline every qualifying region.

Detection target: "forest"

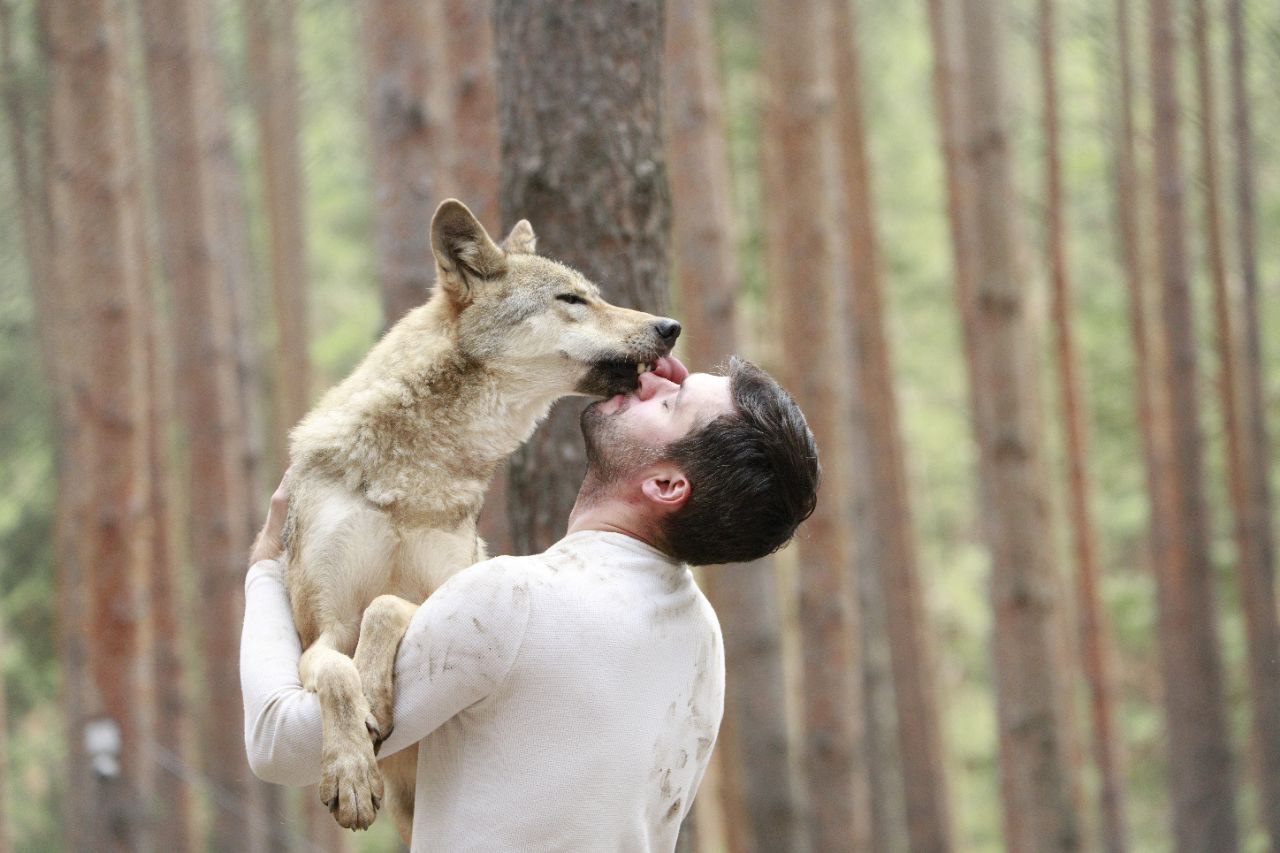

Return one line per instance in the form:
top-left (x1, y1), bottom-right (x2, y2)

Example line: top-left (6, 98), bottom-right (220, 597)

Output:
top-left (1, 0), bottom-right (1278, 850)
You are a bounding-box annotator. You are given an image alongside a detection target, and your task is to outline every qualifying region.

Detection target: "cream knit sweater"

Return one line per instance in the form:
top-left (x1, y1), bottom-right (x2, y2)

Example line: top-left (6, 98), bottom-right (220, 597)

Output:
top-left (241, 530), bottom-right (724, 852)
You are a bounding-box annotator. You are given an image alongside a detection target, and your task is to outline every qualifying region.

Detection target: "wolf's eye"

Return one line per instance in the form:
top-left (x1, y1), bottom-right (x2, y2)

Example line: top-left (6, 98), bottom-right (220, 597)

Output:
top-left (556, 294), bottom-right (588, 306)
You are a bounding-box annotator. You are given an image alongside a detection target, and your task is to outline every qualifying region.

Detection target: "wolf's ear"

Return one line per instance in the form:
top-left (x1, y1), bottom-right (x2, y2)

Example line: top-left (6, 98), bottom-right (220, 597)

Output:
top-left (501, 220), bottom-right (537, 255)
top-left (431, 199), bottom-right (507, 301)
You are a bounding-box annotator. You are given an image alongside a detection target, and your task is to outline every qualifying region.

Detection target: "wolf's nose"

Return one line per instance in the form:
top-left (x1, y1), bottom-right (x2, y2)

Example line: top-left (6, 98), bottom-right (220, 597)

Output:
top-left (655, 319), bottom-right (681, 343)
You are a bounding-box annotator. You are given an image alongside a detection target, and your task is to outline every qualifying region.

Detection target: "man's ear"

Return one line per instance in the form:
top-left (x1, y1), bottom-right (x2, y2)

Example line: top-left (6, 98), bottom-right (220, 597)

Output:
top-left (641, 467), bottom-right (690, 512)
top-left (502, 219), bottom-right (537, 255)
top-left (431, 199), bottom-right (507, 303)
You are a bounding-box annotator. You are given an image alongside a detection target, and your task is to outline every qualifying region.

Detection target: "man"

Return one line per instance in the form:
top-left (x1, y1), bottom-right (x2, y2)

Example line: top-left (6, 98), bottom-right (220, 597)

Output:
top-left (241, 356), bottom-right (819, 851)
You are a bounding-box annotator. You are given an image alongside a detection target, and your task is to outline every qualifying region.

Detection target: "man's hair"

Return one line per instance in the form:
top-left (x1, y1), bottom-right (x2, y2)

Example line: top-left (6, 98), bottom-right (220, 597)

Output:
top-left (657, 357), bottom-right (819, 565)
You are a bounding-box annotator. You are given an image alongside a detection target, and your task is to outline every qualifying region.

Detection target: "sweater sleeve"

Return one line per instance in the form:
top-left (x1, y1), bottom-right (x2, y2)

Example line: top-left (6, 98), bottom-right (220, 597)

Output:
top-left (240, 557), bottom-right (533, 785)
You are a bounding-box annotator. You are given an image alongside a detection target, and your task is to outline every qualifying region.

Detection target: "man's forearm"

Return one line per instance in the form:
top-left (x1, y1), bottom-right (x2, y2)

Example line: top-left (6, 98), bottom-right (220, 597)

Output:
top-left (240, 559), bottom-right (324, 786)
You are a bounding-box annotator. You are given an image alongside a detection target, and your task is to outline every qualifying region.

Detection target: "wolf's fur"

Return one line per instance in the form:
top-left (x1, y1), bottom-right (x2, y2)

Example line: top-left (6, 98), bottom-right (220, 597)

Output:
top-left (284, 200), bottom-right (679, 838)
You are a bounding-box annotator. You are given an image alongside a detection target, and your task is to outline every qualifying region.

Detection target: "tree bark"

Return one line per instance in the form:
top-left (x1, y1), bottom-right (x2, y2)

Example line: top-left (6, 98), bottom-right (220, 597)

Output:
top-left (443, 0), bottom-right (500, 231)
top-left (46, 1), bottom-right (153, 846)
top-left (360, 0), bottom-right (452, 329)
top-left (1039, 0), bottom-right (1129, 849)
top-left (760, 0), bottom-right (870, 848)
top-left (954, 0), bottom-right (1079, 848)
top-left (139, 0), bottom-right (275, 848)
top-left (440, 0), bottom-right (510, 557)
top-left (243, 0), bottom-right (311, 469)
top-left (1226, 0), bottom-right (1280, 842)
top-left (832, 2), bottom-right (954, 849)
top-left (1146, 0), bottom-right (1239, 847)
top-left (142, 235), bottom-right (194, 852)
top-left (494, 0), bottom-right (672, 555)
top-left (665, 1), bottom-right (800, 849)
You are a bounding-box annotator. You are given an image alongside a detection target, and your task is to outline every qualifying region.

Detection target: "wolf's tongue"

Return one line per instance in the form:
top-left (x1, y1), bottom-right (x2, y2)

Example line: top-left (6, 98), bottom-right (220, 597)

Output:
top-left (650, 354), bottom-right (689, 385)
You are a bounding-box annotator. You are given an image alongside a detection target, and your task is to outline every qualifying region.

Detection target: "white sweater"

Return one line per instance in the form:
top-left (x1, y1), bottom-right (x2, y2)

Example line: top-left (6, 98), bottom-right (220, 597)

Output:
top-left (240, 530), bottom-right (725, 852)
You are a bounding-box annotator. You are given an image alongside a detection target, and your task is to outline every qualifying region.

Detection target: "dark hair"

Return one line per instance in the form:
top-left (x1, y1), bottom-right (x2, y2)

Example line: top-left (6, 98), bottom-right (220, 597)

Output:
top-left (657, 357), bottom-right (820, 565)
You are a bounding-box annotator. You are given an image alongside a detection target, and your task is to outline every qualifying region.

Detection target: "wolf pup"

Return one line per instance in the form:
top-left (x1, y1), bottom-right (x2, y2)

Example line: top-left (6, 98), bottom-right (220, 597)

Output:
top-left (283, 199), bottom-right (681, 838)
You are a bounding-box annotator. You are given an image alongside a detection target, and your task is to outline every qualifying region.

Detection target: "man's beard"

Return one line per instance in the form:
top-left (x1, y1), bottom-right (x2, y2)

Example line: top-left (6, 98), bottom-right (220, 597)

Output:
top-left (577, 401), bottom-right (664, 505)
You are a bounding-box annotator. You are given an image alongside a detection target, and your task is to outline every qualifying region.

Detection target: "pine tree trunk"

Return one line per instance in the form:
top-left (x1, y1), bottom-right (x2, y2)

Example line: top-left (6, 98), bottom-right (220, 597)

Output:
top-left (954, 0), bottom-right (1079, 848)
top-left (440, 0), bottom-right (510, 557)
top-left (16, 6), bottom-right (95, 847)
top-left (139, 0), bottom-right (274, 848)
top-left (1226, 0), bottom-right (1280, 842)
top-left (47, 1), bottom-right (153, 846)
top-left (760, 0), bottom-right (870, 848)
top-left (1146, 0), bottom-right (1238, 847)
top-left (443, 0), bottom-right (500, 231)
top-left (493, 0), bottom-right (672, 555)
top-left (142, 245), bottom-right (194, 852)
top-left (833, 2), bottom-right (954, 849)
top-left (244, 0), bottom-right (311, 469)
top-left (1039, 1), bottom-right (1129, 849)
top-left (665, 1), bottom-right (800, 849)
top-left (360, 0), bottom-right (451, 329)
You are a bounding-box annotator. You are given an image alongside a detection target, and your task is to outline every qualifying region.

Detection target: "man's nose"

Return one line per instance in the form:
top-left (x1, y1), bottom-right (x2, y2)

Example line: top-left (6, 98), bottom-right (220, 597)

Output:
top-left (635, 371), bottom-right (677, 401)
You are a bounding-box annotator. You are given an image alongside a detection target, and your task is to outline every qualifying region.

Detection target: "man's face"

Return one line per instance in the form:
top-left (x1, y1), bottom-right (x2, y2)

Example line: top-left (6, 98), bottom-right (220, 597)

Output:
top-left (581, 358), bottom-right (733, 482)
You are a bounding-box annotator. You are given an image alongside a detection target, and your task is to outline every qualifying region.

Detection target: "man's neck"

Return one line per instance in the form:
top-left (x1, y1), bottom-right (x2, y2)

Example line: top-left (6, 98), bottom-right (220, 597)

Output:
top-left (565, 498), bottom-right (662, 551)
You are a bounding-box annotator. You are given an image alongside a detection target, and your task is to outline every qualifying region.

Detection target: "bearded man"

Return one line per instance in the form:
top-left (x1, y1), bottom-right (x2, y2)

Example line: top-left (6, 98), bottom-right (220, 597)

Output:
top-left (241, 356), bottom-right (818, 851)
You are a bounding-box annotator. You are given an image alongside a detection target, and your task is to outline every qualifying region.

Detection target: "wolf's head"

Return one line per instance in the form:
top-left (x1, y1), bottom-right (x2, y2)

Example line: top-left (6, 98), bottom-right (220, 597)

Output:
top-left (430, 199), bottom-right (681, 398)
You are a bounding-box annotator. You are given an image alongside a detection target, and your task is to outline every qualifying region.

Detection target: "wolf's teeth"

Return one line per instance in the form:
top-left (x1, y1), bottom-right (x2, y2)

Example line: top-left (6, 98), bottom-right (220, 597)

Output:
top-left (636, 363), bottom-right (646, 374)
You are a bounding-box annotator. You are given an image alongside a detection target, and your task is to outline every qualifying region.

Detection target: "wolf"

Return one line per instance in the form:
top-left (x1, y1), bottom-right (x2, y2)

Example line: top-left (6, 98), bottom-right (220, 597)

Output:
top-left (282, 199), bottom-right (681, 838)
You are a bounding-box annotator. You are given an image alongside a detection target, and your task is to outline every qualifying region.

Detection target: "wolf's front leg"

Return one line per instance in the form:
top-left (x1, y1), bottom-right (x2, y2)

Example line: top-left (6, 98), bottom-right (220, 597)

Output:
top-left (353, 594), bottom-right (420, 753)
top-left (298, 631), bottom-right (384, 830)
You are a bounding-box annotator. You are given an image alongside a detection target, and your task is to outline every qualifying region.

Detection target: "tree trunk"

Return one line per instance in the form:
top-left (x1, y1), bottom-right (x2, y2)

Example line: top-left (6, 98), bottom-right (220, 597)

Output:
top-left (1146, 0), bottom-right (1238, 847)
top-left (954, 0), bottom-right (1079, 849)
top-left (15, 6), bottom-right (95, 848)
top-left (443, 0), bottom-right (500, 231)
top-left (832, 1), bottom-right (954, 849)
top-left (142, 240), bottom-right (194, 852)
top-left (46, 1), bottom-right (153, 846)
top-left (1039, 0), bottom-right (1129, 849)
top-left (360, 0), bottom-right (451, 330)
top-left (760, 0), bottom-right (869, 848)
top-left (1226, 0), bottom-right (1280, 842)
top-left (440, 0), bottom-right (511, 557)
top-left (493, 0), bottom-right (672, 555)
top-left (243, 0), bottom-right (311, 469)
top-left (139, 0), bottom-right (274, 848)
top-left (665, 1), bottom-right (800, 849)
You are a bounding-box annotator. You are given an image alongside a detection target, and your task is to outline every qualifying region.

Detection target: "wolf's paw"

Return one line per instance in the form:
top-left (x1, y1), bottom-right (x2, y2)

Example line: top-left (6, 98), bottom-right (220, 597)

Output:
top-left (364, 690), bottom-right (395, 755)
top-left (319, 741), bottom-right (384, 831)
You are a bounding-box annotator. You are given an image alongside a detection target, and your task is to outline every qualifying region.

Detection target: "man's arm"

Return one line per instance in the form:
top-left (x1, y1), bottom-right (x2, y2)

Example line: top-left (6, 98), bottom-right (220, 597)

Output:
top-left (239, 478), bottom-right (533, 784)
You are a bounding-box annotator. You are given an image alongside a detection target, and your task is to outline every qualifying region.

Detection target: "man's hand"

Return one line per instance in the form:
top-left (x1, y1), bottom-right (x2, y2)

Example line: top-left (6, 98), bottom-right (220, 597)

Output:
top-left (249, 469), bottom-right (291, 565)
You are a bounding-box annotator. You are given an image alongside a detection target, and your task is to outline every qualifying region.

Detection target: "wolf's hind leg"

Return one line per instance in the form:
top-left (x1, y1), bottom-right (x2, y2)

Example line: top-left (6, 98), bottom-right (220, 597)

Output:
top-left (353, 595), bottom-right (419, 753)
top-left (299, 632), bottom-right (384, 830)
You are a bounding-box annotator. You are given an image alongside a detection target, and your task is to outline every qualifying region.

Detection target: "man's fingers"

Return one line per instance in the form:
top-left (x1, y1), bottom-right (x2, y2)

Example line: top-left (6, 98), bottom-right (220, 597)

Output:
top-left (249, 469), bottom-right (292, 565)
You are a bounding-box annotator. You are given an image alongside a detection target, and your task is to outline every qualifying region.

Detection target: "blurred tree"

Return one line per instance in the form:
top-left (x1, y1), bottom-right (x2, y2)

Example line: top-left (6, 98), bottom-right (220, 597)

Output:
top-left (243, 0), bottom-right (311, 472)
top-left (954, 0), bottom-right (1080, 848)
top-left (1146, 0), bottom-right (1239, 846)
top-left (45, 0), bottom-right (153, 846)
top-left (1038, 0), bottom-right (1129, 849)
top-left (138, 0), bottom-right (270, 847)
top-left (441, 0), bottom-right (512, 559)
top-left (760, 0), bottom-right (869, 848)
top-left (360, 0), bottom-right (450, 330)
top-left (665, 0), bottom-right (800, 849)
top-left (493, 0), bottom-right (672, 554)
top-left (1226, 0), bottom-right (1280, 842)
top-left (832, 0), bottom-right (954, 849)
top-left (141, 217), bottom-right (193, 851)
top-left (443, 0), bottom-right (500, 232)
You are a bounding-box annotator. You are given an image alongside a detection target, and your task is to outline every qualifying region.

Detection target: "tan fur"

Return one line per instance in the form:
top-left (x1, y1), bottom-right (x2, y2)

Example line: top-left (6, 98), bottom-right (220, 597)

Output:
top-left (283, 200), bottom-right (678, 837)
